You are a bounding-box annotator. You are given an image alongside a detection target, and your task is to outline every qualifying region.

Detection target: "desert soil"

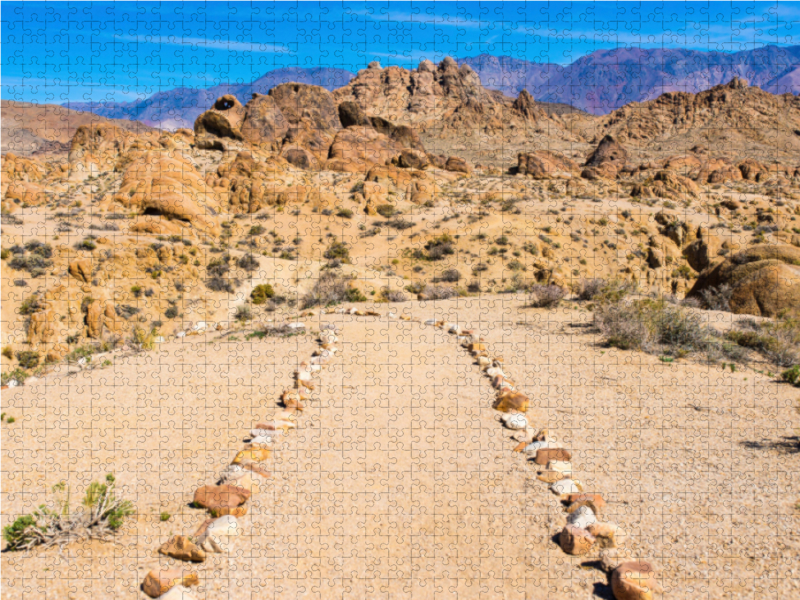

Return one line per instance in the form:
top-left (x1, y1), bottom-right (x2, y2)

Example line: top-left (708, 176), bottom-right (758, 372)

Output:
top-left (2, 297), bottom-right (798, 599)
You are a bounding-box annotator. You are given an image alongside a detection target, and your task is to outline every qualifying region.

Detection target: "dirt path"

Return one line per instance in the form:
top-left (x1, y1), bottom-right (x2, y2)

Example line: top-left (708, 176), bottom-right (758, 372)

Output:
top-left (2, 298), bottom-right (799, 599)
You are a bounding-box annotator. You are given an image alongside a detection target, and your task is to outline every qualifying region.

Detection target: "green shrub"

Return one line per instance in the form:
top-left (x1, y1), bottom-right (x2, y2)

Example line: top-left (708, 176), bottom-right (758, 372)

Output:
top-left (1, 368), bottom-right (29, 386)
top-left (2, 346), bottom-right (13, 360)
top-left (15, 351), bottom-right (40, 369)
top-left (250, 284), bottom-right (275, 305)
top-left (234, 305), bottom-right (253, 322)
top-left (344, 287), bottom-right (367, 302)
top-left (782, 365), bottom-right (800, 386)
top-left (323, 241), bottom-right (350, 262)
top-left (336, 208), bottom-right (353, 219)
top-left (301, 271), bottom-right (351, 308)
top-left (376, 204), bottom-right (396, 218)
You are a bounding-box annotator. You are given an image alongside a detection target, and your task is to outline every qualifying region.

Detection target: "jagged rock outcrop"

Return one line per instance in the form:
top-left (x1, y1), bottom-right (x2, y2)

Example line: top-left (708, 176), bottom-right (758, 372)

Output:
top-left (517, 151), bottom-right (579, 179)
top-left (598, 77), bottom-right (800, 161)
top-left (683, 227), bottom-right (723, 272)
top-left (113, 151), bottom-right (221, 234)
top-left (631, 170), bottom-right (700, 200)
top-left (582, 135), bottom-right (628, 179)
top-left (687, 244), bottom-right (800, 317)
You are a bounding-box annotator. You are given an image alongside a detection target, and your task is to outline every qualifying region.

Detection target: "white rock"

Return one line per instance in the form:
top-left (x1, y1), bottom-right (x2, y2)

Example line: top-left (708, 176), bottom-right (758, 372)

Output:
top-left (197, 515), bottom-right (239, 553)
top-left (155, 336), bottom-right (165, 344)
top-left (176, 331), bottom-right (186, 338)
top-left (250, 434), bottom-right (278, 444)
top-left (308, 362), bottom-right (322, 371)
top-left (322, 323), bottom-right (337, 330)
top-left (567, 505), bottom-right (597, 529)
top-left (6, 379), bottom-right (18, 388)
top-left (288, 322), bottom-right (305, 330)
top-left (548, 460), bottom-right (572, 475)
top-left (158, 586), bottom-right (197, 600)
top-left (523, 441), bottom-right (551, 454)
top-left (501, 413), bottom-right (528, 430)
top-left (486, 367), bottom-right (505, 378)
top-left (550, 479), bottom-right (582, 495)
top-left (424, 319), bottom-right (436, 326)
top-left (193, 321), bottom-right (206, 331)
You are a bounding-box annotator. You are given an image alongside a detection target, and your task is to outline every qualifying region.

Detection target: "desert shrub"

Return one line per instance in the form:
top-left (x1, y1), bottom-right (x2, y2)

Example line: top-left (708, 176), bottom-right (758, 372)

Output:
top-left (345, 287), bottom-right (367, 302)
top-left (782, 365), bottom-right (800, 386)
top-left (237, 254), bottom-right (259, 272)
top-left (25, 241), bottom-right (52, 259)
top-left (336, 208), bottom-right (353, 219)
top-left (438, 269), bottom-right (461, 283)
top-left (1, 368), bottom-right (29, 386)
top-left (301, 271), bottom-right (350, 308)
top-left (131, 327), bottom-right (158, 351)
top-left (382, 288), bottom-right (408, 302)
top-left (386, 217), bottom-right (414, 230)
top-left (234, 305), bottom-right (253, 322)
top-left (528, 285), bottom-right (566, 308)
top-left (2, 346), bottom-right (13, 360)
top-left (467, 280), bottom-right (482, 293)
top-left (131, 285), bottom-right (143, 298)
top-left (376, 204), bottom-right (396, 218)
top-left (726, 317), bottom-right (800, 367)
top-left (207, 254), bottom-right (231, 277)
top-left (115, 305), bottom-right (140, 319)
top-left (423, 235), bottom-right (455, 261)
top-left (206, 277), bottom-right (237, 293)
top-left (3, 474), bottom-right (133, 551)
top-left (250, 284), bottom-right (275, 305)
top-left (594, 299), bottom-right (744, 362)
top-left (700, 284), bottom-right (733, 311)
top-left (164, 306), bottom-right (179, 319)
top-left (248, 225), bottom-right (265, 236)
top-left (15, 351), bottom-right (40, 370)
top-left (418, 285), bottom-right (457, 300)
top-left (323, 241), bottom-right (350, 262)
top-left (8, 253), bottom-right (53, 278)
top-left (19, 295), bottom-right (42, 315)
top-left (577, 278), bottom-right (606, 301)
top-left (79, 238), bottom-right (97, 251)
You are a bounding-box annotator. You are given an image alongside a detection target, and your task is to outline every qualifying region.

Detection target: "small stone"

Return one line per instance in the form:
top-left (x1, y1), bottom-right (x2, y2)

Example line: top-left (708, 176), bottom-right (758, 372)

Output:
top-left (534, 447), bottom-right (571, 465)
top-left (566, 505), bottom-right (597, 529)
top-left (193, 484), bottom-right (251, 512)
top-left (157, 586), bottom-right (197, 600)
top-left (501, 413), bottom-right (528, 430)
top-left (559, 524), bottom-right (595, 556)
top-left (523, 440), bottom-right (551, 454)
top-left (142, 569), bottom-right (199, 598)
top-left (196, 515), bottom-right (240, 553)
top-left (547, 460), bottom-right (572, 475)
top-left (232, 447), bottom-right (271, 463)
top-left (159, 536), bottom-right (206, 563)
top-left (589, 521), bottom-right (627, 549)
top-left (550, 478), bottom-right (582, 495)
top-left (537, 470), bottom-right (567, 484)
top-left (611, 561), bottom-right (661, 600)
top-left (565, 493), bottom-right (606, 512)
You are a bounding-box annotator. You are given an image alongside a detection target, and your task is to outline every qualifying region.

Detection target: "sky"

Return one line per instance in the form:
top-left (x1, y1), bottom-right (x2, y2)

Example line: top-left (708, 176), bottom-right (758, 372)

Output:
top-left (3, 1), bottom-right (800, 103)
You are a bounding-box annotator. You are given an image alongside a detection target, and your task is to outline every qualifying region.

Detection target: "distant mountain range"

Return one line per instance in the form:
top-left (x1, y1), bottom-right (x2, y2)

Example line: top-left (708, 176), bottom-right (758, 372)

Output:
top-left (63, 45), bottom-right (800, 127)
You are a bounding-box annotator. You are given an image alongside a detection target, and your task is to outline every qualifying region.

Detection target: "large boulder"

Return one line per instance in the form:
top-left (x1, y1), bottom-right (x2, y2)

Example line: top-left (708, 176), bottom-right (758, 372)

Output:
top-left (113, 151), bottom-right (220, 234)
top-left (517, 151), bottom-right (579, 179)
top-left (194, 95), bottom-right (247, 145)
top-left (687, 244), bottom-right (800, 316)
top-left (583, 134), bottom-right (628, 179)
top-left (239, 93), bottom-right (289, 149)
top-left (328, 126), bottom-right (405, 168)
top-left (611, 561), bottom-right (661, 600)
top-left (683, 226), bottom-right (723, 272)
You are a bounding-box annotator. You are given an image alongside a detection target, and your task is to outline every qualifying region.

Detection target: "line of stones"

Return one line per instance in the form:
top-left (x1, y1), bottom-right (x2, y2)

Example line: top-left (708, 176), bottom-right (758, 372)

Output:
top-left (139, 319), bottom-right (341, 599)
top-left (427, 318), bottom-right (663, 600)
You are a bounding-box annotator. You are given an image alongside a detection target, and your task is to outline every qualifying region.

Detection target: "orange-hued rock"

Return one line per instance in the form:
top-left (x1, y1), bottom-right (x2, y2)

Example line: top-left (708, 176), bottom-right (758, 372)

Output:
top-left (517, 151), bottom-right (579, 179)
top-left (158, 536), bottom-right (206, 562)
top-left (534, 448), bottom-right (571, 465)
top-left (142, 569), bottom-right (199, 598)
top-left (559, 524), bottom-right (595, 556)
top-left (232, 448), bottom-right (271, 463)
top-left (112, 151), bottom-right (220, 234)
top-left (565, 493), bottom-right (607, 512)
top-left (611, 561), bottom-right (661, 600)
top-left (193, 484), bottom-right (251, 513)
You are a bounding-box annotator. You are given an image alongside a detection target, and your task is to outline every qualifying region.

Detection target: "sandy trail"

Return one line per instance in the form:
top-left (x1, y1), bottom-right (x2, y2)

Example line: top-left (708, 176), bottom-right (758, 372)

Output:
top-left (2, 297), bottom-right (799, 599)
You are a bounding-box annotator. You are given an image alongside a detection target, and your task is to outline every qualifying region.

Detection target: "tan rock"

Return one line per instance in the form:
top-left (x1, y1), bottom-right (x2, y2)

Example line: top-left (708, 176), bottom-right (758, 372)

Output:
top-left (517, 151), bottom-right (579, 179)
top-left (588, 521), bottom-right (626, 549)
top-left (559, 524), bottom-right (595, 556)
top-left (68, 259), bottom-right (93, 283)
top-left (444, 156), bottom-right (471, 174)
top-left (27, 309), bottom-right (56, 348)
top-left (493, 391), bottom-right (529, 413)
top-left (611, 561), bottom-right (661, 600)
top-left (232, 448), bottom-right (271, 463)
top-left (158, 536), bottom-right (206, 562)
top-left (86, 300), bottom-right (104, 339)
top-left (192, 484), bottom-right (251, 513)
top-left (142, 569), bottom-right (199, 598)
top-left (537, 470), bottom-right (567, 484)
top-left (565, 493), bottom-right (606, 512)
top-left (534, 447), bottom-right (571, 465)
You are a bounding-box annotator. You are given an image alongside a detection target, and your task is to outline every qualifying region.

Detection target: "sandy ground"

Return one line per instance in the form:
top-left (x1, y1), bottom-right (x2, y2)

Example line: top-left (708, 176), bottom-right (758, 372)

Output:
top-left (2, 296), bottom-right (799, 599)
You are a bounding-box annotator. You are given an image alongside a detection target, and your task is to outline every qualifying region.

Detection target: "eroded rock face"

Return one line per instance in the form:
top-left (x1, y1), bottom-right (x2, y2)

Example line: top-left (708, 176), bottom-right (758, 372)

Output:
top-left (194, 95), bottom-right (247, 145)
top-left (683, 226), bottom-right (722, 272)
top-left (240, 93), bottom-right (289, 149)
top-left (113, 151), bottom-right (220, 234)
top-left (631, 170), bottom-right (700, 200)
top-left (517, 151), bottom-right (579, 179)
top-left (688, 244), bottom-right (800, 317)
top-left (583, 134), bottom-right (628, 178)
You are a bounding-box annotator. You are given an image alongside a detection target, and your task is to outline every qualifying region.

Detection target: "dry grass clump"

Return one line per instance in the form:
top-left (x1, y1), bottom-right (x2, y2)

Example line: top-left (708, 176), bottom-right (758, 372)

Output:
top-left (301, 271), bottom-right (365, 308)
top-left (3, 474), bottom-right (133, 551)
top-left (418, 285), bottom-right (458, 300)
top-left (594, 298), bottom-right (745, 362)
top-left (726, 317), bottom-right (800, 367)
top-left (576, 278), bottom-right (636, 303)
top-left (528, 284), bottom-right (566, 308)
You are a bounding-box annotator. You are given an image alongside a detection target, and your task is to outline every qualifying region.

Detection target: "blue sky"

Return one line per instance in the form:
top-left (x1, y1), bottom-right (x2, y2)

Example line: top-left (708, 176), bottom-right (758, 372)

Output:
top-left (3, 1), bottom-right (800, 103)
